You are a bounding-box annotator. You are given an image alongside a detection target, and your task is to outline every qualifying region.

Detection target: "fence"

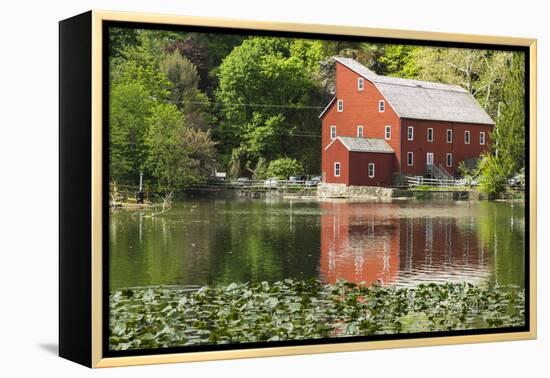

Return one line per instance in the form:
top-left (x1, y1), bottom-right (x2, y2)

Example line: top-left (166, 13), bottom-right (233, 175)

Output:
top-left (405, 176), bottom-right (457, 187)
top-left (187, 179), bottom-right (318, 191)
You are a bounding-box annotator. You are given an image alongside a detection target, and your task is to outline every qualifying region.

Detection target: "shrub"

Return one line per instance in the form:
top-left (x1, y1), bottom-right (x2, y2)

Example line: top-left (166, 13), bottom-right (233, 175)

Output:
top-left (266, 157), bottom-right (303, 179)
top-left (477, 154), bottom-right (509, 199)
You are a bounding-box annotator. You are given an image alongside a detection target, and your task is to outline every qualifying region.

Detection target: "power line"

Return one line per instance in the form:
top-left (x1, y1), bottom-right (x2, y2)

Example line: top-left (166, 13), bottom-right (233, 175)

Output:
top-left (163, 99), bottom-right (325, 110)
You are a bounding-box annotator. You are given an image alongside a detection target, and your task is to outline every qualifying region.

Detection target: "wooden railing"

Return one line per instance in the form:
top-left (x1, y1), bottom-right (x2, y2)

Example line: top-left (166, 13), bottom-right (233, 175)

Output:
top-left (405, 176), bottom-right (457, 187)
top-left (187, 179), bottom-right (319, 191)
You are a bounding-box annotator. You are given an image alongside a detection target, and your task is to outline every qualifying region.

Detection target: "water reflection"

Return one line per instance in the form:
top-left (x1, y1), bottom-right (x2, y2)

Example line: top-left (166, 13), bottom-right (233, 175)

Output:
top-left (110, 198), bottom-right (525, 290)
top-left (319, 200), bottom-right (524, 288)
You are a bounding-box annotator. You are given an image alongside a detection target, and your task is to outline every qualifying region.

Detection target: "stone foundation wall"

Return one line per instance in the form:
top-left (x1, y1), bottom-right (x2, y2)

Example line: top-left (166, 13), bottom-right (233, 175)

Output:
top-left (317, 183), bottom-right (409, 199)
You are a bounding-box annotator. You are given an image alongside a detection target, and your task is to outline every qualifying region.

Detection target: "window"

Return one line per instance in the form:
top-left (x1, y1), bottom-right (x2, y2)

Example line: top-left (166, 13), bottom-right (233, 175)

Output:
top-left (330, 125), bottom-right (336, 140)
top-left (368, 163), bottom-right (375, 178)
top-left (464, 130), bottom-right (471, 144)
top-left (427, 128), bottom-right (433, 142)
top-left (407, 126), bottom-right (414, 141)
top-left (385, 125), bottom-right (391, 140)
top-left (357, 77), bottom-right (364, 91)
top-left (357, 125), bottom-right (364, 138)
top-left (337, 99), bottom-right (343, 112)
top-left (480, 131), bottom-right (486, 145)
top-left (334, 162), bottom-right (341, 177)
top-left (379, 100), bottom-right (385, 112)
top-left (446, 153), bottom-right (453, 167)
top-left (407, 152), bottom-right (414, 166)
top-left (447, 129), bottom-right (453, 143)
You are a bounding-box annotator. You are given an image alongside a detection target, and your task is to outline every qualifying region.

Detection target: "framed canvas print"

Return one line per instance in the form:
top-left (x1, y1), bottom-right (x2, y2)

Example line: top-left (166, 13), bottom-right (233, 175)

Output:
top-left (59, 10), bottom-right (537, 368)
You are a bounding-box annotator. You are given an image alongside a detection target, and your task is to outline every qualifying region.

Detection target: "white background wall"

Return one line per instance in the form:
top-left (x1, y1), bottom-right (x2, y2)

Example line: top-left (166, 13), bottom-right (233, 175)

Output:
top-left (0, 0), bottom-right (547, 376)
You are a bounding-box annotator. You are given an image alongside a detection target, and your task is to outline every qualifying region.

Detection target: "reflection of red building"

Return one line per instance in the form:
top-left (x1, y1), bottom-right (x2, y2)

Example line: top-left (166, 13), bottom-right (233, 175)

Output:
top-left (319, 201), bottom-right (400, 285)
top-left (320, 202), bottom-right (490, 286)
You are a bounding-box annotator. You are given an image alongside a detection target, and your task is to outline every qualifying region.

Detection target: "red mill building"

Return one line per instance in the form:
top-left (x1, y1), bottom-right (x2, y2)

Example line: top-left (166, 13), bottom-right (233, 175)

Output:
top-left (319, 57), bottom-right (494, 186)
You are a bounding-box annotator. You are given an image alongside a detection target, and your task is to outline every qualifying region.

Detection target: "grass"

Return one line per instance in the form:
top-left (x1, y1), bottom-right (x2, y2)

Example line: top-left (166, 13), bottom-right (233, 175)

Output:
top-left (412, 185), bottom-right (471, 191)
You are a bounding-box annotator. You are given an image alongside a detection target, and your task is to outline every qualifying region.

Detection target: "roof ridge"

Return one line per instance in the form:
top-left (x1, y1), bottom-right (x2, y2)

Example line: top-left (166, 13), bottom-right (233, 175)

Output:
top-left (373, 79), bottom-right (467, 93)
top-left (328, 56), bottom-right (494, 125)
top-left (333, 55), bottom-right (466, 93)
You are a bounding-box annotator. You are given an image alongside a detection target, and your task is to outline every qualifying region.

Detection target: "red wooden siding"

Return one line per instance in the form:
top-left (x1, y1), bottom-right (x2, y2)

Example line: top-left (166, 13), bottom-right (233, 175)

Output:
top-left (399, 118), bottom-right (493, 176)
top-left (323, 139), bottom-right (350, 184)
top-left (324, 139), bottom-right (394, 186)
top-left (320, 60), bottom-right (494, 186)
top-left (348, 151), bottom-right (394, 186)
top-left (321, 63), bottom-right (401, 178)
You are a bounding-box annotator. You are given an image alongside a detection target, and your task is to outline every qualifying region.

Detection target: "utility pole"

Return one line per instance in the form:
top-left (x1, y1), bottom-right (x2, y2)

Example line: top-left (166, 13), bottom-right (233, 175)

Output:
top-left (136, 171), bottom-right (144, 204)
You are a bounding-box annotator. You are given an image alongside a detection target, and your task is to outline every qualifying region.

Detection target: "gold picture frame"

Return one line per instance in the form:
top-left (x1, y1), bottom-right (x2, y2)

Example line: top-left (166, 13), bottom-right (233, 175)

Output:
top-left (59, 10), bottom-right (537, 368)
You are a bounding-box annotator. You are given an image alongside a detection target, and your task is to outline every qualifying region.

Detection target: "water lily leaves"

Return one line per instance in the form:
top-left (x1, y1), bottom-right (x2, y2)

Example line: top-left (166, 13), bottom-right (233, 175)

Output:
top-left (288, 302), bottom-right (302, 313)
top-left (398, 312), bottom-right (431, 333)
top-left (265, 297), bottom-right (279, 309)
top-left (109, 280), bottom-right (525, 351)
top-left (226, 283), bottom-right (239, 292)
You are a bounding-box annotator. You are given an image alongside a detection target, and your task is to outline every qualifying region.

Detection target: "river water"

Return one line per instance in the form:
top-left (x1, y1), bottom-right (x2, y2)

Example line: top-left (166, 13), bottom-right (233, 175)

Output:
top-left (109, 198), bottom-right (525, 291)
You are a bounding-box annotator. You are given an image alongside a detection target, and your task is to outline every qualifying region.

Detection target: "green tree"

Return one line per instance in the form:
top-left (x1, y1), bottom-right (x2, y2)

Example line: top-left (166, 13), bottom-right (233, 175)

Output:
top-left (407, 47), bottom-right (510, 119)
top-left (216, 37), bottom-right (324, 175)
top-left (378, 45), bottom-right (420, 78)
top-left (266, 157), bottom-right (303, 179)
top-left (109, 28), bottom-right (139, 59)
top-left (477, 153), bottom-right (510, 198)
top-left (144, 103), bottom-right (216, 194)
top-left (477, 52), bottom-right (525, 198)
top-left (109, 82), bottom-right (154, 182)
top-left (492, 53), bottom-right (526, 173)
top-left (111, 30), bottom-right (173, 100)
top-left (160, 50), bottom-right (211, 129)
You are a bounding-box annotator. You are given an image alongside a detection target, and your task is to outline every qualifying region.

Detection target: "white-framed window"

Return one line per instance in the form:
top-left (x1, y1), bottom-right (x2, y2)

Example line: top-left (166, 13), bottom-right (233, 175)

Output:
top-left (385, 125), bottom-right (391, 140)
top-left (446, 153), bottom-right (453, 167)
top-left (464, 130), bottom-right (471, 144)
top-left (379, 100), bottom-right (385, 112)
top-left (407, 152), bottom-right (414, 166)
top-left (447, 129), bottom-right (453, 143)
top-left (407, 126), bottom-right (414, 141)
top-left (337, 99), bottom-right (344, 112)
top-left (480, 131), bottom-right (486, 145)
top-left (357, 77), bottom-right (364, 91)
top-left (357, 125), bottom-right (364, 138)
top-left (368, 163), bottom-right (375, 178)
top-left (330, 125), bottom-right (336, 140)
top-left (334, 162), bottom-right (341, 177)
top-left (427, 128), bottom-right (433, 142)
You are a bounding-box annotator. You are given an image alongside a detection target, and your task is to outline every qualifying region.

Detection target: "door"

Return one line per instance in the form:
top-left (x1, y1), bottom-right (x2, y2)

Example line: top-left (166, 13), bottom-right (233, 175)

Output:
top-left (426, 152), bottom-right (434, 166)
top-left (426, 152), bottom-right (434, 177)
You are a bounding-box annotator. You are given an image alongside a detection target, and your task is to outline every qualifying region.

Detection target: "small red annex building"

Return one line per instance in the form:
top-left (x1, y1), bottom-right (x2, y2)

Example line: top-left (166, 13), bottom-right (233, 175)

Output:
top-left (320, 57), bottom-right (494, 186)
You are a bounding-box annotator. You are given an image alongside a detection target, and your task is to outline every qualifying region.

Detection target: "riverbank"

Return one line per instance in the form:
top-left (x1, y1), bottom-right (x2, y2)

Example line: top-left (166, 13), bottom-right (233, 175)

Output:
top-left (109, 279), bottom-right (524, 351)
top-left (182, 183), bottom-right (524, 202)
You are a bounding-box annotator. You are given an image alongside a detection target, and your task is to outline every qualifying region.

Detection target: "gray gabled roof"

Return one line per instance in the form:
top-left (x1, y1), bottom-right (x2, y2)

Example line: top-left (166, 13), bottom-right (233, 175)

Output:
top-left (331, 57), bottom-right (495, 125)
top-left (326, 137), bottom-right (394, 154)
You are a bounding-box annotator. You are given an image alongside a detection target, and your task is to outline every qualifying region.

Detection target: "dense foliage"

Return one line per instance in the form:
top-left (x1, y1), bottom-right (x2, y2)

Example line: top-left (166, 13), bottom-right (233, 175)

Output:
top-left (110, 279), bottom-right (524, 350)
top-left (109, 28), bottom-right (525, 195)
